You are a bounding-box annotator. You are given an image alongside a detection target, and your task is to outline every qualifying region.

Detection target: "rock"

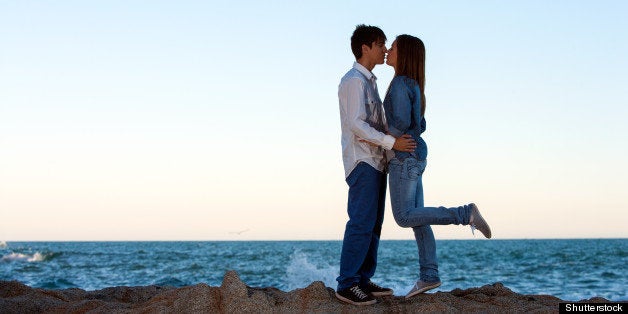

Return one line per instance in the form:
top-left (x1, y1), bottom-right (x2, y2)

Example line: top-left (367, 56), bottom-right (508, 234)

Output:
top-left (135, 283), bottom-right (220, 313)
top-left (0, 272), bottom-right (615, 313)
top-left (0, 281), bottom-right (67, 313)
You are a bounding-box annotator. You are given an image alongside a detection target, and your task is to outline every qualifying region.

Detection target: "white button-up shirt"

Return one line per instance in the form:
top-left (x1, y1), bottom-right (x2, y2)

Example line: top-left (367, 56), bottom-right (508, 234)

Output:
top-left (338, 62), bottom-right (396, 178)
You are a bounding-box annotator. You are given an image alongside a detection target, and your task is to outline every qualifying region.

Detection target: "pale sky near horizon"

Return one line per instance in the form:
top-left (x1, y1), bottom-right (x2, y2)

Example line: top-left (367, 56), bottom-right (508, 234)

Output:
top-left (1, 1), bottom-right (627, 241)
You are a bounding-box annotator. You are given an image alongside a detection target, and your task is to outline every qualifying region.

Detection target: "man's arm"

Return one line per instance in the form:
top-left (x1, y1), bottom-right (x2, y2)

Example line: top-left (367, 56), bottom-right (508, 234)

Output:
top-left (341, 78), bottom-right (415, 151)
top-left (340, 78), bottom-right (396, 148)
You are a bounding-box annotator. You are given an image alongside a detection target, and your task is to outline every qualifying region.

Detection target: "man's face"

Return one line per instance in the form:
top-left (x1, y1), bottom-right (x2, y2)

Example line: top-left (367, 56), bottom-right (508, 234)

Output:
top-left (363, 39), bottom-right (387, 65)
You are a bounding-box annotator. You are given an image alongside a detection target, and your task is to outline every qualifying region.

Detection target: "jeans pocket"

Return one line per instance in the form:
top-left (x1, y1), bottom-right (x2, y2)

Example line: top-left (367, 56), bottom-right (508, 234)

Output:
top-left (388, 157), bottom-right (403, 166)
top-left (404, 158), bottom-right (425, 180)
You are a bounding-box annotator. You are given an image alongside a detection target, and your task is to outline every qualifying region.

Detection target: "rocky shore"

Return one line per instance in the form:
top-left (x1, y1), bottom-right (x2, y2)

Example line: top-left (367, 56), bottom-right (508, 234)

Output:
top-left (0, 270), bottom-right (611, 313)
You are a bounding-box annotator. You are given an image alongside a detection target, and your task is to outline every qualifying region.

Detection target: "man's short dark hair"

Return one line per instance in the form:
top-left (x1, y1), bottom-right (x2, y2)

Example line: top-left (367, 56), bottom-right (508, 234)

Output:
top-left (351, 24), bottom-right (386, 60)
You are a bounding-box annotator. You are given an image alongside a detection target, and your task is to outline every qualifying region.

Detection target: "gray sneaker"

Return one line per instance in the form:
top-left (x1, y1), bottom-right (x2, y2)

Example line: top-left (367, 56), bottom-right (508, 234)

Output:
top-left (469, 203), bottom-right (492, 239)
top-left (405, 280), bottom-right (442, 298)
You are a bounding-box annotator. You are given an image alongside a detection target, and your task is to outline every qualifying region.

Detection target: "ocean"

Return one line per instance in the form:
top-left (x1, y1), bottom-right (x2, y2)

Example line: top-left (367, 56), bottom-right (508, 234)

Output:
top-left (1, 239), bottom-right (626, 302)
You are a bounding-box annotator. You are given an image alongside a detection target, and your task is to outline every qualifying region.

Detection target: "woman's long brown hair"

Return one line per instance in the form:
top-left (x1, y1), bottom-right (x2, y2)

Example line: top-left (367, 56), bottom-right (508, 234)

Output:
top-left (395, 34), bottom-right (426, 116)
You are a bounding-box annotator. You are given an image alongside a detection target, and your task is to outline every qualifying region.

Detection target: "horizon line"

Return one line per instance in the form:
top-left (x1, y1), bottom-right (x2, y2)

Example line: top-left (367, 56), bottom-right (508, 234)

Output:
top-left (2, 237), bottom-right (626, 243)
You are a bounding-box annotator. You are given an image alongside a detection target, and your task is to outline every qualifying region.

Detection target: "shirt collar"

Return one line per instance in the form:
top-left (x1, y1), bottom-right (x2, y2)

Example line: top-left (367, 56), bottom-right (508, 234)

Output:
top-left (353, 62), bottom-right (377, 81)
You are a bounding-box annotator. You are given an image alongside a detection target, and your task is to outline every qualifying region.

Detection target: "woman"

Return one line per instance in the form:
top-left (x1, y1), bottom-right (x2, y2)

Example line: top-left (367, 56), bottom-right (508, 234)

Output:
top-left (383, 34), bottom-right (492, 298)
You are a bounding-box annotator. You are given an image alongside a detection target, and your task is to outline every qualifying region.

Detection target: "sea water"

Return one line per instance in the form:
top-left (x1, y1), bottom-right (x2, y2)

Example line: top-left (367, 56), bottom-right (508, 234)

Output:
top-left (0, 239), bottom-right (626, 301)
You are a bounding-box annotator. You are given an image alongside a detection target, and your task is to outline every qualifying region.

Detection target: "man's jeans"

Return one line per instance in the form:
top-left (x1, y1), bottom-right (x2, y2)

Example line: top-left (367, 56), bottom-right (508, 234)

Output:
top-left (388, 157), bottom-right (472, 282)
top-left (337, 162), bottom-right (386, 291)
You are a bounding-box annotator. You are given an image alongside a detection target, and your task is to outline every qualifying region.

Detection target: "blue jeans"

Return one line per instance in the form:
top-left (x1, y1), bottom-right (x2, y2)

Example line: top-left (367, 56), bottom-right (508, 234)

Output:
top-left (337, 162), bottom-right (386, 290)
top-left (388, 157), bottom-right (472, 282)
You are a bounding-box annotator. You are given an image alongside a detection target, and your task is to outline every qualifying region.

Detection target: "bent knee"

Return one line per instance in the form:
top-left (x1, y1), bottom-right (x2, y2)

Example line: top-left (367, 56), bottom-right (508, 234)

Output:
top-left (393, 215), bottom-right (414, 228)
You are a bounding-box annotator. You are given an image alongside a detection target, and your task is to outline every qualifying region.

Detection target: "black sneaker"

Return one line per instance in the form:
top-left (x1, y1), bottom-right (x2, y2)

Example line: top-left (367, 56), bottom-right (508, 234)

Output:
top-left (335, 285), bottom-right (376, 306)
top-left (361, 280), bottom-right (394, 296)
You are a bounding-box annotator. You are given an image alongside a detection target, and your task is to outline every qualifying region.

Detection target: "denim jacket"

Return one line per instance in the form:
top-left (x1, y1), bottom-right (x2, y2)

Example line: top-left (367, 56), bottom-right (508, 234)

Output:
top-left (383, 75), bottom-right (428, 161)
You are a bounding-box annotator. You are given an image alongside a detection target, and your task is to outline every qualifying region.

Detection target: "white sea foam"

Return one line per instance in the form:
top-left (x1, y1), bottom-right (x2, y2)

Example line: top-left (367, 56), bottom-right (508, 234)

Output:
top-left (285, 251), bottom-right (338, 291)
top-left (1, 252), bottom-right (47, 262)
top-left (0, 241), bottom-right (7, 249)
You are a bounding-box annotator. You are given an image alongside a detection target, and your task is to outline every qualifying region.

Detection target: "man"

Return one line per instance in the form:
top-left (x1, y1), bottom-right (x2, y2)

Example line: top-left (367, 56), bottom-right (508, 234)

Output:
top-left (336, 24), bottom-right (416, 306)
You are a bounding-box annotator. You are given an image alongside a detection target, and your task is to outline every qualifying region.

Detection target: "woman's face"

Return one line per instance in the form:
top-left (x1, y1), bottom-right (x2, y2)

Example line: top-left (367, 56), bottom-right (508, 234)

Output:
top-left (386, 40), bottom-right (397, 69)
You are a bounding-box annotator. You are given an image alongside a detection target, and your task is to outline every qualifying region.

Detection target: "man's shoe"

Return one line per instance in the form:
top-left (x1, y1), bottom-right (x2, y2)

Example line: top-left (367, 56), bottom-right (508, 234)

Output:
top-left (469, 203), bottom-right (492, 239)
top-left (361, 280), bottom-right (393, 297)
top-left (405, 280), bottom-right (442, 298)
top-left (335, 285), bottom-right (376, 306)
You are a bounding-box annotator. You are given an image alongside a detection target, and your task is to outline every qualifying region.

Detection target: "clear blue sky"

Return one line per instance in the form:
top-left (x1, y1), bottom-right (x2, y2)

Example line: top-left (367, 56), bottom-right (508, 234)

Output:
top-left (1, 1), bottom-right (627, 240)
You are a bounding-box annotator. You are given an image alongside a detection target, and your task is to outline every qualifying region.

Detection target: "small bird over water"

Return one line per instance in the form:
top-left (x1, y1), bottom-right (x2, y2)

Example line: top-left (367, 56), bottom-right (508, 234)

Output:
top-left (229, 229), bottom-right (250, 235)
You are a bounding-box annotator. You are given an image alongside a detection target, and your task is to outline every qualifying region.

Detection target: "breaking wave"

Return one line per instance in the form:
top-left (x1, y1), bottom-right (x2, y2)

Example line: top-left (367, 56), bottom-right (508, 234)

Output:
top-left (1, 251), bottom-right (56, 262)
top-left (285, 250), bottom-right (337, 291)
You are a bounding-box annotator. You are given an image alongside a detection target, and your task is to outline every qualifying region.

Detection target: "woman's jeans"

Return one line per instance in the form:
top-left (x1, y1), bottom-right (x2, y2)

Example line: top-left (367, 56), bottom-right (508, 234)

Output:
top-left (337, 162), bottom-right (386, 290)
top-left (388, 157), bottom-right (472, 282)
